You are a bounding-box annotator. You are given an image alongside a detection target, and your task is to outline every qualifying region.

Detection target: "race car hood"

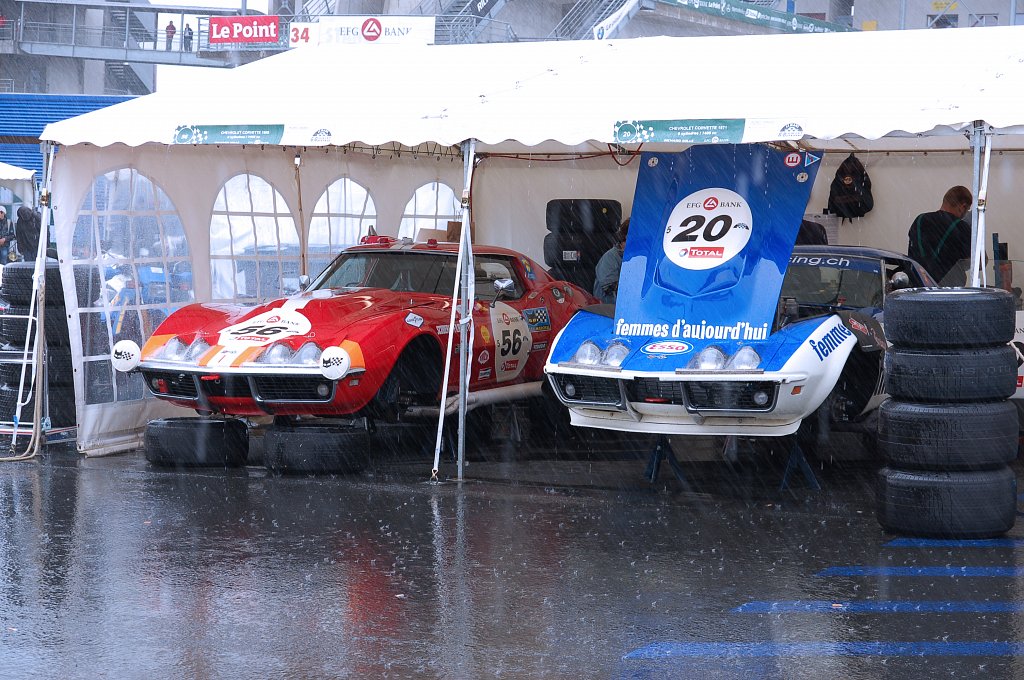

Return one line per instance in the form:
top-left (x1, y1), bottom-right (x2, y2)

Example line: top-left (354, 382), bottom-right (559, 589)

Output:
top-left (155, 288), bottom-right (442, 345)
top-left (613, 145), bottom-right (822, 344)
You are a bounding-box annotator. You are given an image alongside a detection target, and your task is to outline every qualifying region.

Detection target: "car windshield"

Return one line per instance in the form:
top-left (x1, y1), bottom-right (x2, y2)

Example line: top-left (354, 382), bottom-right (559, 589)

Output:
top-left (781, 254), bottom-right (884, 309)
top-left (311, 251), bottom-right (458, 295)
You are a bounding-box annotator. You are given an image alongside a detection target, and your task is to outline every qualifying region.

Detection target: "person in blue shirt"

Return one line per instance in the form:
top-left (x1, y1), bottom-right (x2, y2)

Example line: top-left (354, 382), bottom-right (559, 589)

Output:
top-left (593, 218), bottom-right (629, 304)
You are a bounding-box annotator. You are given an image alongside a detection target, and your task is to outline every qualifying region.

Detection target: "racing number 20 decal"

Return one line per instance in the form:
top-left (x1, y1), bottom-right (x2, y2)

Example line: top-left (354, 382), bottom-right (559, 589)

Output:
top-left (663, 188), bottom-right (753, 271)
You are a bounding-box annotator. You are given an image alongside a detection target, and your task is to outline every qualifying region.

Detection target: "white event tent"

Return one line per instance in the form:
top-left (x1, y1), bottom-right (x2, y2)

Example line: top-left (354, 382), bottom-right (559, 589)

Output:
top-left (37, 25), bottom-right (1024, 456)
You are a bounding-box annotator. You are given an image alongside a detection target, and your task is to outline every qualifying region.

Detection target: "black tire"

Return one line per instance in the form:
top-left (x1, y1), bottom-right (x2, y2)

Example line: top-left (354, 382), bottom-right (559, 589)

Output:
top-left (1, 305), bottom-right (70, 347)
top-left (263, 423), bottom-right (369, 474)
top-left (0, 382), bottom-right (75, 427)
top-left (367, 338), bottom-right (442, 423)
top-left (0, 382), bottom-right (34, 416)
top-left (0, 349), bottom-right (74, 388)
top-left (144, 417), bottom-right (248, 467)
top-left (877, 466), bottom-right (1017, 538)
top-left (884, 345), bottom-right (1016, 403)
top-left (878, 400), bottom-right (1019, 470)
top-left (0, 261), bottom-right (64, 306)
top-left (885, 287), bottom-right (1014, 348)
top-left (47, 347), bottom-right (75, 386)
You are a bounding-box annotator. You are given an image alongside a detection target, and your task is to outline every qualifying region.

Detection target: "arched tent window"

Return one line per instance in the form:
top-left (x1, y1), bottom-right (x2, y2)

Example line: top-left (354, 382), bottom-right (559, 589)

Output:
top-left (210, 173), bottom-right (299, 301)
top-left (398, 182), bottom-right (460, 241)
top-left (72, 168), bottom-right (192, 405)
top-left (308, 177), bottom-right (376, 278)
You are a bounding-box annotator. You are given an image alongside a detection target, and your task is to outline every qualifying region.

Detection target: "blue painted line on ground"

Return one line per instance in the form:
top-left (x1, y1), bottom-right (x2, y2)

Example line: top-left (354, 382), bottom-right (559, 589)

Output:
top-left (623, 641), bottom-right (1024, 660)
top-left (886, 538), bottom-right (1024, 548)
top-left (733, 600), bottom-right (1024, 613)
top-left (817, 566), bottom-right (1024, 577)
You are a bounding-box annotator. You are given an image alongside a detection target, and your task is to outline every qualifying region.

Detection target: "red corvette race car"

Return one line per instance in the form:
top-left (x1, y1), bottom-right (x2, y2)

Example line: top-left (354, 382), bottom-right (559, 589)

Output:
top-left (112, 238), bottom-right (594, 471)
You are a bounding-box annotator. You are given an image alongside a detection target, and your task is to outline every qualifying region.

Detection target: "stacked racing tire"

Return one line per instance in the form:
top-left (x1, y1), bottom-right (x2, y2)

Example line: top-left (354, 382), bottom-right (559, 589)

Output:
top-left (0, 261), bottom-right (76, 428)
top-left (878, 287), bottom-right (1018, 538)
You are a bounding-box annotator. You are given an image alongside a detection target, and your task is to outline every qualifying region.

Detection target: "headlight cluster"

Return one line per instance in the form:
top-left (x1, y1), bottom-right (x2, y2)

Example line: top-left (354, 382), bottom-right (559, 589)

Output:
top-left (153, 337), bottom-right (211, 363)
top-left (255, 341), bottom-right (323, 366)
top-left (573, 340), bottom-right (630, 368)
top-left (687, 345), bottom-right (761, 371)
top-left (153, 337), bottom-right (325, 368)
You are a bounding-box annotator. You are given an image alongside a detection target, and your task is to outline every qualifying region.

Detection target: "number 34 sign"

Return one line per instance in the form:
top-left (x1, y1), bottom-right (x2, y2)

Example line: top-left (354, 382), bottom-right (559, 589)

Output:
top-left (663, 188), bottom-right (753, 271)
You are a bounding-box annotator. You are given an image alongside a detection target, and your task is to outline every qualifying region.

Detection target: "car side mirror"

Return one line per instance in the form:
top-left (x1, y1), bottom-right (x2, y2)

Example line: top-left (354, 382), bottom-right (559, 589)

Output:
top-left (889, 271), bottom-right (911, 291)
top-left (298, 274), bottom-right (310, 291)
top-left (491, 278), bottom-right (515, 307)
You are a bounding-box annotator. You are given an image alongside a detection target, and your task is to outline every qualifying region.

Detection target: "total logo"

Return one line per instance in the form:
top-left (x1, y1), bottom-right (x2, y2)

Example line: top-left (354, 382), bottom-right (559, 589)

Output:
top-left (688, 246), bottom-right (724, 259)
top-left (641, 340), bottom-right (693, 355)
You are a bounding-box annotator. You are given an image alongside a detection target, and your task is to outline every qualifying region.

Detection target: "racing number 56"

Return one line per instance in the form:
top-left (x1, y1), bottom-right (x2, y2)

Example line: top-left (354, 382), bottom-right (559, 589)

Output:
top-left (500, 329), bottom-right (522, 356)
top-left (671, 214), bottom-right (732, 242)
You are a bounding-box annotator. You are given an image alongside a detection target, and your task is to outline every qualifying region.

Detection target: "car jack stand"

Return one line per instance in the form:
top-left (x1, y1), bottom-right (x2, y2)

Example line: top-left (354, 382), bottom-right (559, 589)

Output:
top-left (779, 438), bottom-right (821, 491)
top-left (643, 434), bottom-right (693, 492)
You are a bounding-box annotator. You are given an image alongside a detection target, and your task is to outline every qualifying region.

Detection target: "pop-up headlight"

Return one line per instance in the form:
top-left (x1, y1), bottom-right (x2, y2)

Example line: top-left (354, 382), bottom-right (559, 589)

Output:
top-left (157, 337), bottom-right (188, 362)
top-left (292, 342), bottom-right (323, 366)
top-left (574, 341), bottom-right (602, 366)
top-left (725, 345), bottom-right (761, 370)
top-left (184, 338), bottom-right (211, 363)
top-left (258, 342), bottom-right (293, 364)
top-left (601, 341), bottom-right (630, 368)
top-left (688, 346), bottom-right (727, 370)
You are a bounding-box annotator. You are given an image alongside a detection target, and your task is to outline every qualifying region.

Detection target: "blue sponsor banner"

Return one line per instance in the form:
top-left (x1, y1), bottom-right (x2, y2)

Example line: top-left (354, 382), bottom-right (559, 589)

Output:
top-left (614, 145), bottom-right (820, 348)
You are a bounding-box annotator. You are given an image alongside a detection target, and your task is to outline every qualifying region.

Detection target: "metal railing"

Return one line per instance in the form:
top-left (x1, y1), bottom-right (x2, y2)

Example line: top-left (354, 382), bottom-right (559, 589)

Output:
top-left (548, 0), bottom-right (628, 40)
top-left (0, 79), bottom-right (13, 93)
top-left (18, 19), bottom-right (290, 54)
top-left (436, 14), bottom-right (517, 43)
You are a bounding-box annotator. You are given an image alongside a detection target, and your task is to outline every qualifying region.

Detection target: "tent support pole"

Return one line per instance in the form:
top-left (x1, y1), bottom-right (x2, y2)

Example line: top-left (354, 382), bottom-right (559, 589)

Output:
top-left (294, 150), bottom-right (307, 276)
top-left (455, 139), bottom-right (477, 481)
top-left (969, 121), bottom-right (992, 288)
top-left (430, 138), bottom-right (477, 482)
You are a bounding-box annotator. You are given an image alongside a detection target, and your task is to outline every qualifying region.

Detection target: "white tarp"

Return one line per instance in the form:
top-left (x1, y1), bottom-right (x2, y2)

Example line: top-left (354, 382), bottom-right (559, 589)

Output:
top-left (42, 27), bottom-right (1024, 150)
top-left (33, 26), bottom-right (1024, 456)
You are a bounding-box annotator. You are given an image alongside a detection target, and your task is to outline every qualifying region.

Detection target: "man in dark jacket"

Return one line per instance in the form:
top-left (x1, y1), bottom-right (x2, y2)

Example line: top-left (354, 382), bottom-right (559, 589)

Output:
top-left (907, 185), bottom-right (972, 285)
top-left (15, 206), bottom-right (40, 262)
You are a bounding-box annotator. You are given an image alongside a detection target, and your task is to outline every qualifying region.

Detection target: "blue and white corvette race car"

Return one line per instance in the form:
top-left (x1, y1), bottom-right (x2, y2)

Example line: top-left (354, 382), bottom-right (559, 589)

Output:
top-left (544, 144), bottom-right (933, 438)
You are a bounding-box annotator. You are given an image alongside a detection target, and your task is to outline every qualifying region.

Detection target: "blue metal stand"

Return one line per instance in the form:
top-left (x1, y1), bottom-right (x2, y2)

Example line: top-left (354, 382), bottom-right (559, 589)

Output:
top-left (779, 438), bottom-right (821, 491)
top-left (644, 434), bottom-right (693, 492)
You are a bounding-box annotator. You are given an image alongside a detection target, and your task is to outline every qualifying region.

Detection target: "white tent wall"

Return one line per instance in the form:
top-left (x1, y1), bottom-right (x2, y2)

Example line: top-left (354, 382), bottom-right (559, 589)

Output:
top-left (52, 144), bottom-right (466, 455)
top-left (804, 150), bottom-right (1024, 257)
top-left (470, 154), bottom-right (642, 260)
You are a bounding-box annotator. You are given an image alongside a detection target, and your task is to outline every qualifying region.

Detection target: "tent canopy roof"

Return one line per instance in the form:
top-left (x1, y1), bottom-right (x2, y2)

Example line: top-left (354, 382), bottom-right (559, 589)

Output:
top-left (41, 26), bottom-right (1024, 151)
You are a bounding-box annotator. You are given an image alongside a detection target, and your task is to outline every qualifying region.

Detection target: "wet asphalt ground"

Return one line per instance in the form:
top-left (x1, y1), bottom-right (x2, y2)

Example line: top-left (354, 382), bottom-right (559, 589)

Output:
top-left (2, 428), bottom-right (1024, 679)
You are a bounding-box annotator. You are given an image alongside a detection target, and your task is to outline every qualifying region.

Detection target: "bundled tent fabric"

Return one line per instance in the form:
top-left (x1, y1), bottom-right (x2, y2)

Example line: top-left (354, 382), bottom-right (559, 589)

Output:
top-left (34, 26), bottom-right (1024, 456)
